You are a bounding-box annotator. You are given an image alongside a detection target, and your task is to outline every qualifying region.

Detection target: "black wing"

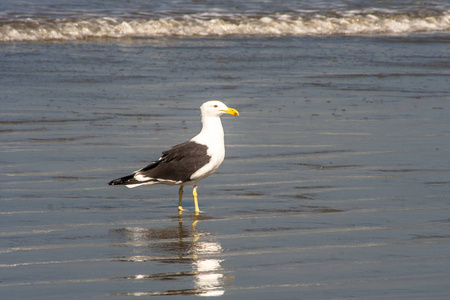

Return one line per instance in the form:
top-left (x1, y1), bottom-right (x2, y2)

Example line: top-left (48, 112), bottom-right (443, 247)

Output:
top-left (138, 141), bottom-right (211, 182)
top-left (109, 141), bottom-right (211, 185)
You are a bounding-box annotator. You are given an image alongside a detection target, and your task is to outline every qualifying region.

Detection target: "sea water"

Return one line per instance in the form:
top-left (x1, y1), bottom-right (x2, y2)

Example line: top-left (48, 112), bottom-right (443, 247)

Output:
top-left (1, 0), bottom-right (450, 299)
top-left (1, 0), bottom-right (449, 41)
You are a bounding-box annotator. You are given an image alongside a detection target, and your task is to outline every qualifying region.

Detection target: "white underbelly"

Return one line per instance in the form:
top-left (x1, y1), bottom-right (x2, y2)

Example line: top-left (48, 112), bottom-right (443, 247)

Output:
top-left (189, 147), bottom-right (225, 183)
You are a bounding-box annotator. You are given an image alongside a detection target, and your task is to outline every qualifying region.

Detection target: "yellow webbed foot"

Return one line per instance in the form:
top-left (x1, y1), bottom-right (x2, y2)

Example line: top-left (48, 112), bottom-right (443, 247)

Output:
top-left (194, 209), bottom-right (204, 216)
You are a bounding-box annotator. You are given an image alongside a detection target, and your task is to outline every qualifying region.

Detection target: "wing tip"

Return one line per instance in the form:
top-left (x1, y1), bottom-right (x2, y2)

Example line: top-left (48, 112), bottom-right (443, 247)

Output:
top-left (108, 174), bottom-right (134, 186)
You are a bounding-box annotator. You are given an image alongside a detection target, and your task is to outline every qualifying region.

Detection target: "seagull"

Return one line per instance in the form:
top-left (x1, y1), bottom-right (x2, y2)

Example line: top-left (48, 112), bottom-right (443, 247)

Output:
top-left (108, 100), bottom-right (239, 214)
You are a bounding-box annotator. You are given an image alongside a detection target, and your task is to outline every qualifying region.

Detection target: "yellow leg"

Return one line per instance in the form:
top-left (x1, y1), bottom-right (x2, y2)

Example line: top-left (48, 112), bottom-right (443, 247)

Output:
top-left (193, 185), bottom-right (201, 214)
top-left (178, 186), bottom-right (184, 213)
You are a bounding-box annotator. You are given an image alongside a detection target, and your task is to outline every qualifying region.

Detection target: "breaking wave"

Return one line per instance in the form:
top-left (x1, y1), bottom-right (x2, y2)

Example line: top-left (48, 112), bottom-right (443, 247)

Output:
top-left (1, 10), bottom-right (449, 42)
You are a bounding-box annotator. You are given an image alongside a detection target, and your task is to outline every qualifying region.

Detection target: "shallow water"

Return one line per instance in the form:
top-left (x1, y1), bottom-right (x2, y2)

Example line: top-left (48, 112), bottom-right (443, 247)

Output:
top-left (1, 32), bottom-right (450, 299)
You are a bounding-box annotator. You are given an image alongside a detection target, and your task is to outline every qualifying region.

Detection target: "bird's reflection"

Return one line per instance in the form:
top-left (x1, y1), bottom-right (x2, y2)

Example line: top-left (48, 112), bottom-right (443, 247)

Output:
top-left (109, 215), bottom-right (228, 297)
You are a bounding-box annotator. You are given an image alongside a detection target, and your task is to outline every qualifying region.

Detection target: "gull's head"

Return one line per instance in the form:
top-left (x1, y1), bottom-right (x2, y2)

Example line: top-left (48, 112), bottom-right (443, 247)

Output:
top-left (200, 100), bottom-right (239, 117)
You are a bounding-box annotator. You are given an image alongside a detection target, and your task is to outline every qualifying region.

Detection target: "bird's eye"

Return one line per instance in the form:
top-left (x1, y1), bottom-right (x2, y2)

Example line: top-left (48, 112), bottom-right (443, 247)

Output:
top-left (214, 105), bottom-right (218, 108)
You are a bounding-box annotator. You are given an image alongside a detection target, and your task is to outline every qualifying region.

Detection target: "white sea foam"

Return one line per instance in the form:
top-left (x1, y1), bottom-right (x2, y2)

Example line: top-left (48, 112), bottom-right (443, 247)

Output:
top-left (1, 11), bottom-right (449, 42)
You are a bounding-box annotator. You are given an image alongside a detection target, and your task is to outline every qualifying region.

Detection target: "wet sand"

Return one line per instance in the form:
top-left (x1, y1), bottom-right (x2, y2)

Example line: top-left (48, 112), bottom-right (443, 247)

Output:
top-left (1, 35), bottom-right (450, 299)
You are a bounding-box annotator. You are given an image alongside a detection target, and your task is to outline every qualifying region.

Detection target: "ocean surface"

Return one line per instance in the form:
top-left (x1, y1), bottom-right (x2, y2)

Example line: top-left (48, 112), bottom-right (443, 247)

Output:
top-left (1, 0), bottom-right (450, 41)
top-left (1, 0), bottom-right (450, 299)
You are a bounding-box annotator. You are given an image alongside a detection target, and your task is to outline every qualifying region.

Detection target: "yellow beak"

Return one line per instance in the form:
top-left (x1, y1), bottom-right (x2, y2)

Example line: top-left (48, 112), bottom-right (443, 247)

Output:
top-left (222, 107), bottom-right (239, 116)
